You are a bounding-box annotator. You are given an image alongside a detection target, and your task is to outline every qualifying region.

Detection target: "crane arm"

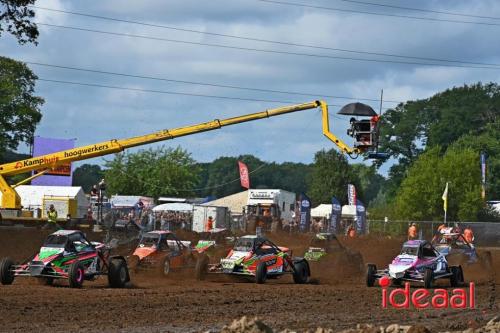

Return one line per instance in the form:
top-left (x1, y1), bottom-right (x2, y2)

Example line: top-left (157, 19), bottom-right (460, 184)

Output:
top-left (0, 100), bottom-right (358, 209)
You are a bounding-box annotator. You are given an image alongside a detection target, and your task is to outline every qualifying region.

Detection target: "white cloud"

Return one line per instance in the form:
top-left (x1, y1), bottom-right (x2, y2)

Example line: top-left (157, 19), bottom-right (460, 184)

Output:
top-left (2, 0), bottom-right (499, 167)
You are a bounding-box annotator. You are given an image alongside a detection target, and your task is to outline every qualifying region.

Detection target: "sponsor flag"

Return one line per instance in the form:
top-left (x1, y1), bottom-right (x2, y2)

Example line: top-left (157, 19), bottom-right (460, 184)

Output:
top-left (329, 197), bottom-right (342, 234)
top-left (442, 182), bottom-right (449, 212)
top-left (356, 199), bottom-right (366, 234)
top-left (299, 193), bottom-right (311, 233)
top-left (481, 152), bottom-right (486, 199)
top-left (348, 184), bottom-right (357, 206)
top-left (238, 161), bottom-right (250, 189)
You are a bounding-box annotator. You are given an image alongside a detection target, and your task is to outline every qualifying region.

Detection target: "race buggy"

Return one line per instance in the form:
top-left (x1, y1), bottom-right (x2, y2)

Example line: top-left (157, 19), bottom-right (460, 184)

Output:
top-left (431, 228), bottom-right (477, 264)
top-left (366, 240), bottom-right (464, 289)
top-left (194, 228), bottom-right (234, 259)
top-left (196, 235), bottom-right (310, 284)
top-left (303, 233), bottom-right (364, 277)
top-left (0, 230), bottom-right (130, 288)
top-left (128, 230), bottom-right (196, 276)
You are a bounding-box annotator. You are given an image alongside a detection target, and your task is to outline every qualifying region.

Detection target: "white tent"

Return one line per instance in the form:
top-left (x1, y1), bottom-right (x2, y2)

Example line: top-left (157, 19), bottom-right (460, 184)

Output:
top-left (311, 204), bottom-right (332, 218)
top-left (342, 205), bottom-right (357, 217)
top-left (152, 203), bottom-right (193, 212)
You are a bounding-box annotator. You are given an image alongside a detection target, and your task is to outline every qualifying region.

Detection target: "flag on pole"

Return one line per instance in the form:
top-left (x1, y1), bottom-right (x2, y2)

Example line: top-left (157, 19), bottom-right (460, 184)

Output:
top-left (347, 184), bottom-right (357, 206)
top-left (442, 182), bottom-right (449, 212)
top-left (238, 161), bottom-right (250, 189)
top-left (481, 152), bottom-right (487, 200)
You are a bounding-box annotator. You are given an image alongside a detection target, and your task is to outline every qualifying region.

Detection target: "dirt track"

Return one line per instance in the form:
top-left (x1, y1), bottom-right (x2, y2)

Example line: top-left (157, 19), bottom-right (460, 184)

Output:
top-left (0, 228), bottom-right (498, 333)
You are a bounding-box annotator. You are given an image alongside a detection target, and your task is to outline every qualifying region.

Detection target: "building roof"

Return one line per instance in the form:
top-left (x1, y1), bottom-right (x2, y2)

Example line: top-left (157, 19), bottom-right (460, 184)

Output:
top-left (110, 195), bottom-right (154, 208)
top-left (152, 203), bottom-right (193, 212)
top-left (157, 197), bottom-right (187, 203)
top-left (203, 190), bottom-right (248, 214)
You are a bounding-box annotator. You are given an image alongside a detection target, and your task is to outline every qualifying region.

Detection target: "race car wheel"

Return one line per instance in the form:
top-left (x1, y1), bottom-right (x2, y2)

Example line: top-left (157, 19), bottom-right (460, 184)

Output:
top-left (195, 254), bottom-right (209, 281)
top-left (108, 259), bottom-right (128, 288)
top-left (366, 264), bottom-right (377, 287)
top-left (0, 257), bottom-right (15, 285)
top-left (292, 261), bottom-right (309, 284)
top-left (424, 268), bottom-right (433, 289)
top-left (160, 257), bottom-right (171, 276)
top-left (450, 266), bottom-right (462, 287)
top-left (69, 261), bottom-right (85, 288)
top-left (256, 261), bottom-right (267, 284)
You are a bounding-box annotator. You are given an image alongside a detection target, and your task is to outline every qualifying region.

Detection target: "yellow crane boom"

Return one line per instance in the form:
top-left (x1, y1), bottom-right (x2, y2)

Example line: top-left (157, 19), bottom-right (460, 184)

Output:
top-left (0, 100), bottom-right (360, 210)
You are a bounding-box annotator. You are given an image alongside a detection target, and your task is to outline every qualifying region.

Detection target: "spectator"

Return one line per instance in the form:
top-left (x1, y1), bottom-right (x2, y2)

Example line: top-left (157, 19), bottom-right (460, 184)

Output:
top-left (43, 204), bottom-right (61, 230)
top-left (347, 224), bottom-right (356, 238)
top-left (408, 223), bottom-right (418, 240)
top-left (206, 216), bottom-right (214, 232)
top-left (90, 185), bottom-right (98, 197)
top-left (463, 225), bottom-right (474, 244)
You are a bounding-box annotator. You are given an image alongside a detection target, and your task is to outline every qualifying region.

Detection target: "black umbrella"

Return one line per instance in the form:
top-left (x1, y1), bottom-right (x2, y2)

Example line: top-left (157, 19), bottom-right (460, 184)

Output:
top-left (337, 103), bottom-right (377, 117)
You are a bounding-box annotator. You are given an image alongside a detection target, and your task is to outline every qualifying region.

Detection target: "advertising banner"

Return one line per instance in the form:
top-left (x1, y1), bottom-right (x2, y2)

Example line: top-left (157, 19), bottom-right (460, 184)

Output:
top-left (348, 184), bottom-right (357, 206)
top-left (31, 136), bottom-right (75, 186)
top-left (356, 199), bottom-right (366, 234)
top-left (480, 152), bottom-right (486, 199)
top-left (329, 197), bottom-right (342, 234)
top-left (299, 193), bottom-right (311, 233)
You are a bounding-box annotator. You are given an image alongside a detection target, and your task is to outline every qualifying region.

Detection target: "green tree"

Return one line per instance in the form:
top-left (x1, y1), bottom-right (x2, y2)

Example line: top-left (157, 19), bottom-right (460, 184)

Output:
top-left (72, 164), bottom-right (104, 192)
top-left (308, 149), bottom-right (357, 205)
top-left (394, 147), bottom-right (482, 221)
top-left (0, 0), bottom-right (38, 44)
top-left (104, 146), bottom-right (200, 199)
top-left (0, 56), bottom-right (44, 160)
top-left (196, 155), bottom-right (312, 198)
top-left (378, 83), bottom-right (500, 167)
top-left (449, 122), bottom-right (500, 200)
top-left (351, 164), bottom-right (385, 205)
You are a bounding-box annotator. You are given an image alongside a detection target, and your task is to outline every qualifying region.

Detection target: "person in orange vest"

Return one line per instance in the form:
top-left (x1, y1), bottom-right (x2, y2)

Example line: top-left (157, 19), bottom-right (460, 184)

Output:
top-left (463, 225), bottom-right (474, 244)
top-left (205, 216), bottom-right (214, 232)
top-left (347, 224), bottom-right (356, 238)
top-left (408, 223), bottom-right (418, 240)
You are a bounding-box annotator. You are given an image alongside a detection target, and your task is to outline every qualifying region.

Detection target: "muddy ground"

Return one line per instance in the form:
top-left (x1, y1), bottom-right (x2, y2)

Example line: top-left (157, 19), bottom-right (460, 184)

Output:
top-left (0, 227), bottom-right (498, 333)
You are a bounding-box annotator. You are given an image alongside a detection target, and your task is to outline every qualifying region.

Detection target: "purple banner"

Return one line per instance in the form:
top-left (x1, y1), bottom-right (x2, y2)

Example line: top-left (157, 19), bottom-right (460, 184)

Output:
top-left (356, 199), bottom-right (366, 235)
top-left (31, 136), bottom-right (76, 186)
top-left (299, 193), bottom-right (311, 233)
top-left (329, 197), bottom-right (341, 234)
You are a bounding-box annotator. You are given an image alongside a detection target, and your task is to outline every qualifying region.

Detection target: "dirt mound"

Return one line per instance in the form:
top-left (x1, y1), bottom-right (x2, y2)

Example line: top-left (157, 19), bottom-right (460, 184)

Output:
top-left (221, 317), bottom-right (273, 333)
top-left (218, 316), bottom-right (500, 333)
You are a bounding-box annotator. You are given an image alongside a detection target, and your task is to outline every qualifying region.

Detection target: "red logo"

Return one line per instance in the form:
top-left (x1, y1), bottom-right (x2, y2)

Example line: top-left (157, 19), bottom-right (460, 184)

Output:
top-left (380, 277), bottom-right (475, 309)
top-left (15, 162), bottom-right (22, 169)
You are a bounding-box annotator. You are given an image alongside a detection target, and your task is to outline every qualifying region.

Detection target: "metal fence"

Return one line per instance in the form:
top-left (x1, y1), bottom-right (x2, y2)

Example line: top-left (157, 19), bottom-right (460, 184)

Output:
top-left (367, 220), bottom-right (500, 247)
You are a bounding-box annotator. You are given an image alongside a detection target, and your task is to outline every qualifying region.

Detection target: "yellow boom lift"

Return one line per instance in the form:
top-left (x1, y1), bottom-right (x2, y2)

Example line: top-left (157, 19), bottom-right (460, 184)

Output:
top-left (0, 100), bottom-right (383, 213)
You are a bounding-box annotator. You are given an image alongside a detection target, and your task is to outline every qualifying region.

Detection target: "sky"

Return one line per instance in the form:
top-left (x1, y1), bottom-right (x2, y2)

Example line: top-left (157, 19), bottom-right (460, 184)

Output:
top-left (2, 0), bottom-right (500, 174)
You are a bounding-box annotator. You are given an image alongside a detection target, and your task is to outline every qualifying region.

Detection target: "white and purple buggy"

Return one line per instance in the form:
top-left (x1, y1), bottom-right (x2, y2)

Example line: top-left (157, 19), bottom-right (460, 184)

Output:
top-left (366, 240), bottom-right (464, 289)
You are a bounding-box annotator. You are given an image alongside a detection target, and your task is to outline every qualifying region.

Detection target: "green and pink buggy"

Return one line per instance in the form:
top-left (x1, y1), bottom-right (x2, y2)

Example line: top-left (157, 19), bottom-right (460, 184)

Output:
top-left (0, 230), bottom-right (130, 288)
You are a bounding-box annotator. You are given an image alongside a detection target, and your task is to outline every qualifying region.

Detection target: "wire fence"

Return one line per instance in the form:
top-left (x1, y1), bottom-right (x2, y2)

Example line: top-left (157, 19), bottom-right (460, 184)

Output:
top-left (367, 220), bottom-right (500, 247)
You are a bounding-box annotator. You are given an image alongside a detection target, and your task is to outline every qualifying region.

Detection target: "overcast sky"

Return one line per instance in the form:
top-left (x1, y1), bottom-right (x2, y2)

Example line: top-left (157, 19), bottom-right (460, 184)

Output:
top-left (2, 0), bottom-right (500, 173)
